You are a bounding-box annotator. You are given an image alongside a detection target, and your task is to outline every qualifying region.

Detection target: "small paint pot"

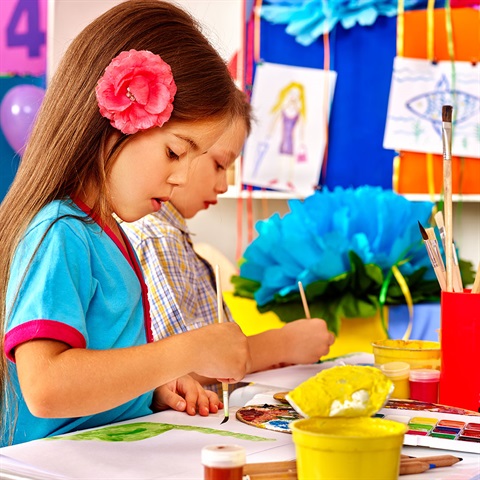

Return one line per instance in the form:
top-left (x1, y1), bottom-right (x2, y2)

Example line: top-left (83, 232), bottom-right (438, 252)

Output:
top-left (201, 445), bottom-right (245, 480)
top-left (380, 362), bottom-right (410, 399)
top-left (409, 369), bottom-right (440, 403)
top-left (291, 417), bottom-right (406, 480)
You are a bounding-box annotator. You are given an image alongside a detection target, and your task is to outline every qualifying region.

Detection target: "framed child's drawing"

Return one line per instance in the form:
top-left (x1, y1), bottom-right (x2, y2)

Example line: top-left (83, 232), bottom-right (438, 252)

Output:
top-left (242, 62), bottom-right (337, 197)
top-left (383, 56), bottom-right (480, 159)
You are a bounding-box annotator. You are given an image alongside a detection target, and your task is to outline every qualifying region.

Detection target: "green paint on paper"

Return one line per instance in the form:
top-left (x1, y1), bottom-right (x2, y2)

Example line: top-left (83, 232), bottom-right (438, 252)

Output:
top-left (49, 422), bottom-right (273, 443)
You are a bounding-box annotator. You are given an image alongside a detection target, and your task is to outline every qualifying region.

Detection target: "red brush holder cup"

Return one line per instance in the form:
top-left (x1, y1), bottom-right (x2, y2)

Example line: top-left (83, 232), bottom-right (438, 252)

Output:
top-left (439, 290), bottom-right (480, 412)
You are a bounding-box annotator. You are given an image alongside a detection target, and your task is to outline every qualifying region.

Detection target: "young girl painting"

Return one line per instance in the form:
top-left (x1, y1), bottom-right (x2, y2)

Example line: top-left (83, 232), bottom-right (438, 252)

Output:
top-left (0, 0), bottom-right (250, 446)
top-left (123, 92), bottom-right (335, 394)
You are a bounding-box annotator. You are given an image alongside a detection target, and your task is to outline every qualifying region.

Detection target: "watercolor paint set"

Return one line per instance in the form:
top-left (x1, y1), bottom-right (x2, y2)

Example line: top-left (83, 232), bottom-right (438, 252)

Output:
top-left (376, 399), bottom-right (480, 454)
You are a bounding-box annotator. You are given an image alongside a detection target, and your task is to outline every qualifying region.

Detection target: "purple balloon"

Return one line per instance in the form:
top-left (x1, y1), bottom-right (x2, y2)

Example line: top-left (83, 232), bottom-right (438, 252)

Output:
top-left (0, 84), bottom-right (45, 155)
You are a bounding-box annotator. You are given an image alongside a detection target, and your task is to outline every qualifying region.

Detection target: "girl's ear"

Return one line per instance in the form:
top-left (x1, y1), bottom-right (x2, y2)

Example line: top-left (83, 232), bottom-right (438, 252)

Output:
top-left (105, 131), bottom-right (122, 155)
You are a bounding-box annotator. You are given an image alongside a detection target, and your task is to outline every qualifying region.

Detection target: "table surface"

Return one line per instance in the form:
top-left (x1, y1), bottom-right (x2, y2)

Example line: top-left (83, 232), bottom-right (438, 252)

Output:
top-left (1, 354), bottom-right (479, 480)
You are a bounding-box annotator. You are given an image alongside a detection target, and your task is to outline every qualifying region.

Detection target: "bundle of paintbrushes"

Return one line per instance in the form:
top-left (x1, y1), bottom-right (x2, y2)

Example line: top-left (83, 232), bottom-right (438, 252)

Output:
top-left (418, 105), bottom-right (480, 293)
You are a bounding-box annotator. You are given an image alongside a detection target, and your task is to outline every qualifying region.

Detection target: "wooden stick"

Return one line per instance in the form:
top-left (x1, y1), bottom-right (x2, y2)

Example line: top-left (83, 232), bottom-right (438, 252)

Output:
top-left (472, 263), bottom-right (480, 294)
top-left (434, 210), bottom-right (463, 292)
top-left (298, 281), bottom-right (311, 319)
top-left (244, 461), bottom-right (297, 476)
top-left (244, 473), bottom-right (296, 480)
top-left (214, 264), bottom-right (229, 423)
top-left (442, 105), bottom-right (454, 292)
top-left (420, 224), bottom-right (446, 291)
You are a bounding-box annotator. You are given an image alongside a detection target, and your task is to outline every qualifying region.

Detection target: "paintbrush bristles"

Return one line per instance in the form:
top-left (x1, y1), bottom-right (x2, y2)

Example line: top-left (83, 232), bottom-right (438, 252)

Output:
top-left (442, 105), bottom-right (453, 123)
top-left (418, 220), bottom-right (429, 240)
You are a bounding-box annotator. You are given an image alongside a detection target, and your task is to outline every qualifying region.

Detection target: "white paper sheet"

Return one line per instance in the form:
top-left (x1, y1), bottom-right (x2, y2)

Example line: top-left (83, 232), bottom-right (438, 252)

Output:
top-left (242, 62), bottom-right (337, 197)
top-left (383, 57), bottom-right (480, 158)
top-left (0, 408), bottom-right (295, 479)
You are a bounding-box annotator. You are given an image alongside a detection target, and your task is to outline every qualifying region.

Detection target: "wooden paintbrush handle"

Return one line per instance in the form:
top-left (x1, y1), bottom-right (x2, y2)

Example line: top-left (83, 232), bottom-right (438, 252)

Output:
top-left (472, 263), bottom-right (480, 294)
top-left (243, 473), bottom-right (296, 480)
top-left (244, 461), bottom-right (297, 475)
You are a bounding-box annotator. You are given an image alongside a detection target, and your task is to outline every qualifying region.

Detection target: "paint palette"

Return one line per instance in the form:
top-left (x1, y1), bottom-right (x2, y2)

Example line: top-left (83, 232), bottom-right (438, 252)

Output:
top-left (376, 399), bottom-right (480, 454)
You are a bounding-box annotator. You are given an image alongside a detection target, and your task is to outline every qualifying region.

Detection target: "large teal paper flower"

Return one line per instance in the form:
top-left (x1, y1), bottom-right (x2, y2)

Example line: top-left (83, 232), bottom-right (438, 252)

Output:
top-left (260, 0), bottom-right (444, 46)
top-left (232, 187), bottom-right (473, 334)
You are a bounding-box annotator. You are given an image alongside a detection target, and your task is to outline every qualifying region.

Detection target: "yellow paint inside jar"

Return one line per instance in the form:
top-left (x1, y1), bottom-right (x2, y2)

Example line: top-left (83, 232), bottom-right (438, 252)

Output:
top-left (287, 365), bottom-right (393, 418)
top-left (293, 416), bottom-right (406, 437)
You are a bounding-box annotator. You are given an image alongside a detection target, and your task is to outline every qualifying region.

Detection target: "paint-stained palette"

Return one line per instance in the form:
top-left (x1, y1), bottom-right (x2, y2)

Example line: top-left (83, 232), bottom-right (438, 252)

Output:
top-left (236, 404), bottom-right (301, 433)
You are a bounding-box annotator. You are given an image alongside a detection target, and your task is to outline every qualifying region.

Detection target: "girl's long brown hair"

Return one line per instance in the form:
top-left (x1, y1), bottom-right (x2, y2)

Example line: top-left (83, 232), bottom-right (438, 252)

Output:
top-left (0, 0), bottom-right (244, 437)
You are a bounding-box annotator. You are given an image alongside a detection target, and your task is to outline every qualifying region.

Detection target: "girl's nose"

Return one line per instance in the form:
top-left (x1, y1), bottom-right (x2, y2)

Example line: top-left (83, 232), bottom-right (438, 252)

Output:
top-left (216, 173), bottom-right (229, 194)
top-left (169, 158), bottom-right (190, 187)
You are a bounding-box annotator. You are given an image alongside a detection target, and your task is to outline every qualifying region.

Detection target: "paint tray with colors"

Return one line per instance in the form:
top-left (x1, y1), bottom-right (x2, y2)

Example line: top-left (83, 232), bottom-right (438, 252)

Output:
top-left (376, 399), bottom-right (480, 454)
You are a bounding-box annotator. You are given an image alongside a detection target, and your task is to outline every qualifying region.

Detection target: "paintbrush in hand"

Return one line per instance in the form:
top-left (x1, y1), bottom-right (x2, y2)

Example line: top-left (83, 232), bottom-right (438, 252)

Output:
top-left (214, 264), bottom-right (230, 424)
top-left (298, 281), bottom-right (311, 319)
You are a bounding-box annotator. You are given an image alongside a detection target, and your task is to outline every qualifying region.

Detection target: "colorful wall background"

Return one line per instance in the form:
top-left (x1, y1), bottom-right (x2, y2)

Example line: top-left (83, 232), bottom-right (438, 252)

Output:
top-left (0, 0), bottom-right (46, 200)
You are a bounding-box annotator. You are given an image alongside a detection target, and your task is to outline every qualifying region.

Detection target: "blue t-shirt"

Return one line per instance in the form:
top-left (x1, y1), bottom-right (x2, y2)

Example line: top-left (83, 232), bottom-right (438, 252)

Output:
top-left (3, 199), bottom-right (153, 446)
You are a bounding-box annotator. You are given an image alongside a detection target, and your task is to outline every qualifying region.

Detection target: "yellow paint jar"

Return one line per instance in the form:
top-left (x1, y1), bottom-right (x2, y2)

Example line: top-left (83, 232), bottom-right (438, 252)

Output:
top-left (380, 362), bottom-right (410, 399)
top-left (291, 417), bottom-right (407, 480)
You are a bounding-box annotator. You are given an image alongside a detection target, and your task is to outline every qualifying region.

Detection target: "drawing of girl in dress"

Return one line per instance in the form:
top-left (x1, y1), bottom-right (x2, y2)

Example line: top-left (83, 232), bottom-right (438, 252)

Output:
top-left (252, 82), bottom-right (306, 191)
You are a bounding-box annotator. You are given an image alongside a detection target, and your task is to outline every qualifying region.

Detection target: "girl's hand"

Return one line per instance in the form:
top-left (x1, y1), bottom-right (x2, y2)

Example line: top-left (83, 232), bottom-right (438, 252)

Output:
top-left (192, 323), bottom-right (250, 383)
top-left (151, 375), bottom-right (222, 416)
top-left (282, 319), bottom-right (335, 364)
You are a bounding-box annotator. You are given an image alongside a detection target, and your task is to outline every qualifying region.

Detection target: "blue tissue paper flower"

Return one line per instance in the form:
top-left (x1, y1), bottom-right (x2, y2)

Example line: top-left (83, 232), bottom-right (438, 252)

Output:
top-left (259, 0), bottom-right (444, 46)
top-left (232, 187), bottom-right (459, 333)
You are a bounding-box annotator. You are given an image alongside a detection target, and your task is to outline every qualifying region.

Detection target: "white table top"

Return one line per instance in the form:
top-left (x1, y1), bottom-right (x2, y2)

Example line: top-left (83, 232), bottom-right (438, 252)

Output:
top-left (1, 355), bottom-right (479, 480)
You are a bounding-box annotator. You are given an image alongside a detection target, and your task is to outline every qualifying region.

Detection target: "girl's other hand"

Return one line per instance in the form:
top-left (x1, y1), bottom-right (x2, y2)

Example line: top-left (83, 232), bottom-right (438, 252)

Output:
top-left (151, 375), bottom-right (222, 416)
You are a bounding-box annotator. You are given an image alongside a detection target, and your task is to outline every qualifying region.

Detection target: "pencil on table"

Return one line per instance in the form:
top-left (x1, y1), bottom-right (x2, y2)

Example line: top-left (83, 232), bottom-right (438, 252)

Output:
top-left (298, 281), bottom-right (311, 319)
top-left (399, 461), bottom-right (432, 475)
top-left (243, 460), bottom-right (297, 476)
top-left (401, 454), bottom-right (462, 468)
top-left (243, 472), bottom-right (296, 480)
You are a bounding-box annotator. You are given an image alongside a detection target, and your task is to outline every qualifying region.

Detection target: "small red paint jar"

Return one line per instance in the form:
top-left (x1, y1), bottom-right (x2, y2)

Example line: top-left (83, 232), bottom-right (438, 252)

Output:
top-left (409, 369), bottom-right (440, 403)
top-left (201, 445), bottom-right (246, 480)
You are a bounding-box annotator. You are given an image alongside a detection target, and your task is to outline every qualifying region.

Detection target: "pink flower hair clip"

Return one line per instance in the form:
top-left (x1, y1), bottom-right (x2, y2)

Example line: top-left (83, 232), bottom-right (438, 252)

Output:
top-left (96, 49), bottom-right (177, 135)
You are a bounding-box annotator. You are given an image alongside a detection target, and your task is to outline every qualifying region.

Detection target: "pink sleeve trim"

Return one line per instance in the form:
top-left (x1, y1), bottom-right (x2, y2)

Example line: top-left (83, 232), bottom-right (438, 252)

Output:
top-left (4, 320), bottom-right (86, 362)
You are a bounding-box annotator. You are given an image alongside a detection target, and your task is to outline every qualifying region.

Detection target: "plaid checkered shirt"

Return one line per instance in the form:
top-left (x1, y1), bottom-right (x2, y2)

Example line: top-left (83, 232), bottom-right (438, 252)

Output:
top-left (122, 203), bottom-right (234, 394)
